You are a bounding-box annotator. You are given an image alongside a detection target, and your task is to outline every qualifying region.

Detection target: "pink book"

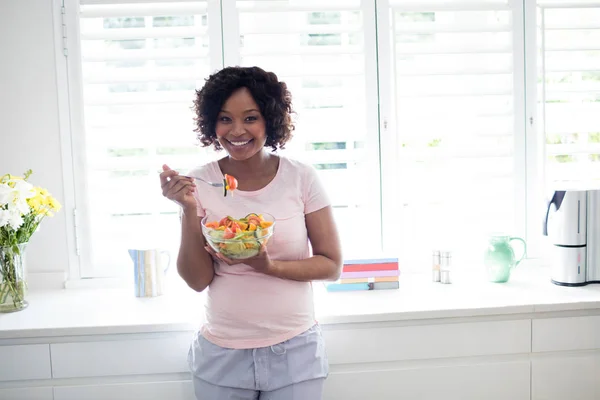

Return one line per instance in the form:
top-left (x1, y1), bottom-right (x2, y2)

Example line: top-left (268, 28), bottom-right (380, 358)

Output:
top-left (343, 262), bottom-right (398, 272)
top-left (340, 270), bottom-right (400, 279)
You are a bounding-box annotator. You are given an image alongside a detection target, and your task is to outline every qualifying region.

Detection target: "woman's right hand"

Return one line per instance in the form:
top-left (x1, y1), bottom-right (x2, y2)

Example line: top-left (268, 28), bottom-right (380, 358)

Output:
top-left (159, 164), bottom-right (197, 211)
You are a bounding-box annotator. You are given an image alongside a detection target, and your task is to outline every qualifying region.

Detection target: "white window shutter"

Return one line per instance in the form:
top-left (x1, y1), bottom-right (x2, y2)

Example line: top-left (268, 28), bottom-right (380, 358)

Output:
top-left (384, 0), bottom-right (523, 265)
top-left (74, 1), bottom-right (222, 277)
top-left (538, 1), bottom-right (600, 186)
top-left (221, 0), bottom-right (384, 258)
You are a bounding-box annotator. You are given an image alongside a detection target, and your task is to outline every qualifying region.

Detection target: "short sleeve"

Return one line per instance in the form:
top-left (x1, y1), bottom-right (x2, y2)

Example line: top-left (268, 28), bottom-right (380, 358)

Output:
top-left (302, 164), bottom-right (331, 214)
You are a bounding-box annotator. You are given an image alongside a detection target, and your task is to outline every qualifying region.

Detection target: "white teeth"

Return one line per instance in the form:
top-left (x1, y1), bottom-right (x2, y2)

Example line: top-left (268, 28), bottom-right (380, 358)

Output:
top-left (230, 140), bottom-right (250, 147)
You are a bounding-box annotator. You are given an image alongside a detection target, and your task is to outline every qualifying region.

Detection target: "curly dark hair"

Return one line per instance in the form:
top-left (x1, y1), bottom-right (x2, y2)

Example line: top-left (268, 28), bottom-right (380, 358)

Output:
top-left (193, 66), bottom-right (295, 151)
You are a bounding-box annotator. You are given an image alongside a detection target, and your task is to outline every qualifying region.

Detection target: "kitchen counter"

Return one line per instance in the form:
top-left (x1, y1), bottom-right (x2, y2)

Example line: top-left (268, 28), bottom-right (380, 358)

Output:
top-left (2, 260), bottom-right (600, 339)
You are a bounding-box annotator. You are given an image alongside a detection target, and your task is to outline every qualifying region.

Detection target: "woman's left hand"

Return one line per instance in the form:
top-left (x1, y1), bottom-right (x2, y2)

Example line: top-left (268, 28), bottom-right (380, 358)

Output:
top-left (204, 244), bottom-right (278, 276)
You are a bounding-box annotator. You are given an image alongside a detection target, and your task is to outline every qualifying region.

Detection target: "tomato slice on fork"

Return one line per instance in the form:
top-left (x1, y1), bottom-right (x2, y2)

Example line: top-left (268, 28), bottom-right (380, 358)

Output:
top-left (224, 174), bottom-right (238, 192)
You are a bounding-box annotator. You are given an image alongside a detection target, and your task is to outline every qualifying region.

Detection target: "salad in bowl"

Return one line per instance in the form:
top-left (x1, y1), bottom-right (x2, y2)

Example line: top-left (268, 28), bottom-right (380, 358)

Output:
top-left (201, 213), bottom-right (275, 259)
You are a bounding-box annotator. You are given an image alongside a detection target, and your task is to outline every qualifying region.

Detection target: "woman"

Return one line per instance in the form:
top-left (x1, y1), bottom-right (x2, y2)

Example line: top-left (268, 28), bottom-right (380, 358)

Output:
top-left (159, 66), bottom-right (342, 399)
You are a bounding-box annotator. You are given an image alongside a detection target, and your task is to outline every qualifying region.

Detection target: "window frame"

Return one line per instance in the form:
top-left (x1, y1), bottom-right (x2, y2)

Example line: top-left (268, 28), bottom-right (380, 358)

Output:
top-left (377, 0), bottom-right (532, 267)
top-left (60, 0), bottom-right (224, 280)
top-left (56, 0), bottom-right (558, 283)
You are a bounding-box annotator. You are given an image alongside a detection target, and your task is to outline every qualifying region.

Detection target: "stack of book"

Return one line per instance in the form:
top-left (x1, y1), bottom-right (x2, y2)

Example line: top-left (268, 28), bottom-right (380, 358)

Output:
top-left (325, 258), bottom-right (400, 292)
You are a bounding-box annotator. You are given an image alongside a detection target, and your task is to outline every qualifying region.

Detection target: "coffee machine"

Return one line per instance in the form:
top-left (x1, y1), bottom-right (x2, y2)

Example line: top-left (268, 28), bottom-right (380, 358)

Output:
top-left (543, 189), bottom-right (600, 286)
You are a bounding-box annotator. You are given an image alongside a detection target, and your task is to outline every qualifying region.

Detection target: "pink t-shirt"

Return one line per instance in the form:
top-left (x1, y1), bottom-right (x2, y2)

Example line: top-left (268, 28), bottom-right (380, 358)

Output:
top-left (189, 156), bottom-right (331, 349)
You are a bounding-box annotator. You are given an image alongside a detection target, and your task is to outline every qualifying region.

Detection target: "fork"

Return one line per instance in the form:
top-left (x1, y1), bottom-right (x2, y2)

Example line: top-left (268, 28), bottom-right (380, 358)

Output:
top-left (181, 175), bottom-right (224, 187)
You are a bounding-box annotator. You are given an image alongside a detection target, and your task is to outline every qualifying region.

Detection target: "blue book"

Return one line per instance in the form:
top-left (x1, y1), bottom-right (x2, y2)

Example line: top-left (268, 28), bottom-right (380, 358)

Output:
top-left (325, 283), bottom-right (370, 292)
top-left (325, 281), bottom-right (400, 292)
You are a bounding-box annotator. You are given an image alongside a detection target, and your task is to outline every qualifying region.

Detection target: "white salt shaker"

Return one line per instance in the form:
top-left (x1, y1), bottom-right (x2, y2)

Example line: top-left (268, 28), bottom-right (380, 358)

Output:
top-left (440, 251), bottom-right (452, 284)
top-left (432, 250), bottom-right (441, 282)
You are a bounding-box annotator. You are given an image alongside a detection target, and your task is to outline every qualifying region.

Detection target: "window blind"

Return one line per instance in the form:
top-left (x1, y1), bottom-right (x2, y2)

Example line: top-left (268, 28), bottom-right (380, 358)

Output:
top-left (538, 1), bottom-right (600, 186)
top-left (387, 0), bottom-right (522, 263)
top-left (224, 0), bottom-right (383, 256)
top-left (75, 1), bottom-right (219, 277)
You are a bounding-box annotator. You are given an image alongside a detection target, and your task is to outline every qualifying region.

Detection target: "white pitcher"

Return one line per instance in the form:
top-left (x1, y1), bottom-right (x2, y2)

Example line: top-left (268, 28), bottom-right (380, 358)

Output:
top-left (128, 249), bottom-right (170, 297)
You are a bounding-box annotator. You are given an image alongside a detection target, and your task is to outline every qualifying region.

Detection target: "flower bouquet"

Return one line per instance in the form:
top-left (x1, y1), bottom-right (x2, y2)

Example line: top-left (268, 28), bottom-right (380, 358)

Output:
top-left (0, 170), bottom-right (61, 312)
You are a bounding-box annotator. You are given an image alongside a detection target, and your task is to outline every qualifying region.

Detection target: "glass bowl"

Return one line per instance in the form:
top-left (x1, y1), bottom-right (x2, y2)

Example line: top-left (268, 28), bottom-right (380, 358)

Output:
top-left (201, 213), bottom-right (275, 259)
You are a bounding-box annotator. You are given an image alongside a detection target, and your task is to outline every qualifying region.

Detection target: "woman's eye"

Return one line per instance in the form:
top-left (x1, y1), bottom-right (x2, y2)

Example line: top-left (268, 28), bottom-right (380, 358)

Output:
top-left (246, 116), bottom-right (258, 122)
top-left (218, 116), bottom-right (231, 122)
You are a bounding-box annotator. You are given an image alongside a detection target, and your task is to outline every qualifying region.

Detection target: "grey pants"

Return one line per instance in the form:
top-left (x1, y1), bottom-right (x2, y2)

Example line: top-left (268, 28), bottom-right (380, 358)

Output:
top-left (188, 324), bottom-right (329, 399)
top-left (193, 377), bottom-right (326, 399)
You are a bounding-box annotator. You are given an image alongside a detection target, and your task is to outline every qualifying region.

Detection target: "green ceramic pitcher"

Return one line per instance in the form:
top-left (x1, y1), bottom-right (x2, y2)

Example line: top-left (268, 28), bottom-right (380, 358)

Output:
top-left (484, 235), bottom-right (527, 283)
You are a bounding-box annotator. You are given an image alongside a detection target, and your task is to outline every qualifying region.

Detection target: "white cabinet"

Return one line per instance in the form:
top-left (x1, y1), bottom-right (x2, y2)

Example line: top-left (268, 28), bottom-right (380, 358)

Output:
top-left (533, 316), bottom-right (600, 353)
top-left (324, 319), bottom-right (531, 364)
top-left (53, 380), bottom-right (195, 400)
top-left (3, 312), bottom-right (599, 400)
top-left (532, 315), bottom-right (600, 400)
top-left (0, 344), bottom-right (51, 382)
top-left (532, 353), bottom-right (600, 400)
top-left (51, 333), bottom-right (192, 378)
top-left (324, 361), bottom-right (531, 400)
top-left (0, 387), bottom-right (53, 400)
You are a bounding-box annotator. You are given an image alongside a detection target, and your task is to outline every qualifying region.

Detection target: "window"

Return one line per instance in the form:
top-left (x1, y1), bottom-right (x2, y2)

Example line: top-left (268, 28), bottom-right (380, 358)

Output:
top-left (223, 0), bottom-right (382, 259)
top-left (61, 0), bottom-right (600, 279)
top-left (69, 0), bottom-right (221, 278)
top-left (381, 0), bottom-right (525, 265)
top-left (537, 1), bottom-right (600, 186)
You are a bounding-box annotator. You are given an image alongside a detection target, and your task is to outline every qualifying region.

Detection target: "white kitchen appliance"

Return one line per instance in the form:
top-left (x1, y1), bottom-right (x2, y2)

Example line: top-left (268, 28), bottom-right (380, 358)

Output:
top-left (543, 189), bottom-right (600, 286)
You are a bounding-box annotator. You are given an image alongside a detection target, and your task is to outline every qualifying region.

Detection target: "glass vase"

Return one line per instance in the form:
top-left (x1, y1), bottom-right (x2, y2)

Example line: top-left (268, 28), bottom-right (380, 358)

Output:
top-left (0, 243), bottom-right (29, 312)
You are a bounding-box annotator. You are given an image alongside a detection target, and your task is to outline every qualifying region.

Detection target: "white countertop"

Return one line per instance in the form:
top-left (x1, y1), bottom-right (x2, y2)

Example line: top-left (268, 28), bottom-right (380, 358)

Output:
top-left (2, 261), bottom-right (600, 339)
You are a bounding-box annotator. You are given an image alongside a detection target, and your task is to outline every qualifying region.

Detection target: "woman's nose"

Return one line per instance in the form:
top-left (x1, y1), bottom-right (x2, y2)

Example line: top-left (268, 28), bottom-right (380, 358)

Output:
top-left (231, 122), bottom-right (245, 136)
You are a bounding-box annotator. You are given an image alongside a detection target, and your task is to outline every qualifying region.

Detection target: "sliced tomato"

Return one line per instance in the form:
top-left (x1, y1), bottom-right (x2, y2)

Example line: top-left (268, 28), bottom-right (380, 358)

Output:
top-left (224, 174), bottom-right (238, 191)
top-left (205, 221), bottom-right (219, 229)
top-left (218, 217), bottom-right (229, 227)
top-left (222, 227), bottom-right (235, 239)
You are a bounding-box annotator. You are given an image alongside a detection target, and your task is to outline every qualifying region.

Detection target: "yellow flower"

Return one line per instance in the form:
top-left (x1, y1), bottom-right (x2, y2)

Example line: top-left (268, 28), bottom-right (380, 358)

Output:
top-left (46, 195), bottom-right (62, 212)
top-left (22, 187), bottom-right (61, 217)
top-left (48, 196), bottom-right (61, 212)
top-left (27, 196), bottom-right (42, 213)
top-left (1, 171), bottom-right (61, 222)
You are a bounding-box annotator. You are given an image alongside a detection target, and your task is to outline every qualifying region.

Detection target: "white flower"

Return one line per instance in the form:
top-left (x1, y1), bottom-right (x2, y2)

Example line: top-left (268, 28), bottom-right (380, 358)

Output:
top-left (0, 208), bottom-right (23, 230)
top-left (8, 210), bottom-right (23, 230)
top-left (0, 180), bottom-right (35, 216)
top-left (12, 180), bottom-right (35, 214)
top-left (0, 209), bottom-right (9, 228)
top-left (0, 183), bottom-right (12, 206)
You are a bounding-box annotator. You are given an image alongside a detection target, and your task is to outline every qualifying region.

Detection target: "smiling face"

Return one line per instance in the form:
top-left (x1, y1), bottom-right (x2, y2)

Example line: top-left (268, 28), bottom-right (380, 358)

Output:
top-left (215, 87), bottom-right (267, 161)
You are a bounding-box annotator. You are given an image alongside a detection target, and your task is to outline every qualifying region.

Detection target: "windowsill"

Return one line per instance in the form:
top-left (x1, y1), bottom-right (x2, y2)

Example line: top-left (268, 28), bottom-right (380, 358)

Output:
top-left (2, 260), bottom-right (600, 340)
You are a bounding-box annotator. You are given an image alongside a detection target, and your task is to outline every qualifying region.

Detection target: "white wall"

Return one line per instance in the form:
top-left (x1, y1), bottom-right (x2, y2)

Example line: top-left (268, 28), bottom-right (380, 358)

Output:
top-left (0, 0), bottom-right (70, 277)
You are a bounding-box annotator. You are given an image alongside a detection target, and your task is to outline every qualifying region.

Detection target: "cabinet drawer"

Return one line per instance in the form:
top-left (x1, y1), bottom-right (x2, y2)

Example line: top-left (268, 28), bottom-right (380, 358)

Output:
top-left (54, 381), bottom-right (195, 400)
top-left (324, 361), bottom-right (530, 400)
top-left (533, 315), bottom-right (600, 353)
top-left (0, 387), bottom-right (53, 400)
top-left (51, 333), bottom-right (192, 378)
top-left (323, 320), bottom-right (531, 365)
top-left (0, 344), bottom-right (51, 382)
top-left (532, 353), bottom-right (600, 400)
